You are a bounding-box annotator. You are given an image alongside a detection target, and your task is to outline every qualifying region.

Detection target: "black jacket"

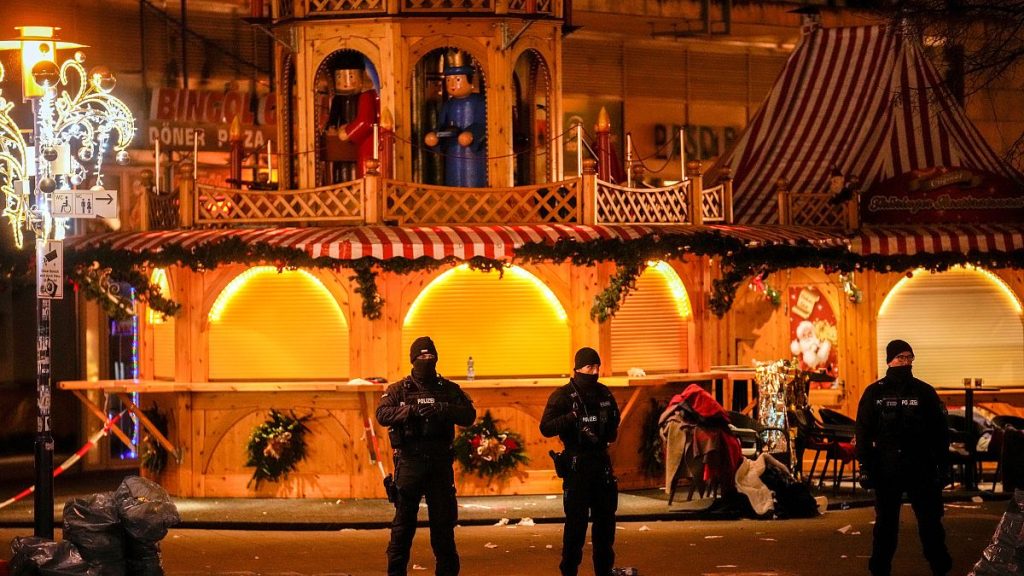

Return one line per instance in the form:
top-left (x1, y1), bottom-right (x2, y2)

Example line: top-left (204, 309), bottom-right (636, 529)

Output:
top-left (540, 378), bottom-right (620, 455)
top-left (855, 367), bottom-right (949, 482)
top-left (376, 375), bottom-right (476, 452)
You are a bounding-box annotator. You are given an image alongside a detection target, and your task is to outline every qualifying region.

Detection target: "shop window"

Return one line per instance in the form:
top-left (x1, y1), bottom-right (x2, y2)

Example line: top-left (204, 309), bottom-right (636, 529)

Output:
top-left (208, 267), bottom-right (349, 380)
top-left (877, 266), bottom-right (1024, 387)
top-left (402, 265), bottom-right (569, 378)
top-left (610, 261), bottom-right (692, 374)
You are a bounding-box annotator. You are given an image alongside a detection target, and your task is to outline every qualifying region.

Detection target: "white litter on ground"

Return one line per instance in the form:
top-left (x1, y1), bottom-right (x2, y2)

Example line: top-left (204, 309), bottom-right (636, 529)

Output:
top-left (759, 538), bottom-right (777, 542)
top-left (517, 517), bottom-right (535, 526)
top-left (837, 524), bottom-right (853, 534)
top-left (545, 495), bottom-right (558, 499)
top-left (972, 496), bottom-right (984, 503)
top-left (412, 564), bottom-right (427, 570)
top-left (638, 525), bottom-right (651, 531)
top-left (704, 535), bottom-right (723, 539)
top-left (485, 542), bottom-right (498, 549)
top-left (494, 518), bottom-right (510, 526)
top-left (460, 503), bottom-right (494, 509)
top-left (546, 545), bottom-right (553, 549)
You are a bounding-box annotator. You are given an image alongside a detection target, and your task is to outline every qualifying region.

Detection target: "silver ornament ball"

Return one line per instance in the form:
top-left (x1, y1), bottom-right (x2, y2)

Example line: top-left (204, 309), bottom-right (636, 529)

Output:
top-left (115, 150), bottom-right (131, 165)
top-left (32, 60), bottom-right (60, 88)
top-left (42, 147), bottom-right (58, 162)
top-left (39, 177), bottom-right (57, 194)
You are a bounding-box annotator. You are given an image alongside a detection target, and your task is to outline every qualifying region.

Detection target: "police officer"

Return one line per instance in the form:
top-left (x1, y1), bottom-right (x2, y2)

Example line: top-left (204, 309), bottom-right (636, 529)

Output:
top-left (376, 336), bottom-right (476, 576)
top-left (855, 339), bottom-right (952, 576)
top-left (540, 347), bottom-right (621, 576)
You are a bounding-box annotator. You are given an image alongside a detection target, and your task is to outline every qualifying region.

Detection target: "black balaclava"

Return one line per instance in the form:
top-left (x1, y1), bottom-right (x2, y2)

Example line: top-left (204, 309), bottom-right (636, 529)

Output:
top-left (410, 336), bottom-right (439, 383)
top-left (572, 347), bottom-right (601, 387)
top-left (885, 339), bottom-right (914, 381)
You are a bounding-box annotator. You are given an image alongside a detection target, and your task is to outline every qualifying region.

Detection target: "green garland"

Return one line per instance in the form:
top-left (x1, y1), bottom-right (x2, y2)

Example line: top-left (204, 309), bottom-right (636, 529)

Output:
top-left (453, 410), bottom-right (529, 479)
top-left (4, 228), bottom-right (1024, 322)
top-left (140, 404), bottom-right (169, 475)
top-left (245, 409), bottom-right (313, 488)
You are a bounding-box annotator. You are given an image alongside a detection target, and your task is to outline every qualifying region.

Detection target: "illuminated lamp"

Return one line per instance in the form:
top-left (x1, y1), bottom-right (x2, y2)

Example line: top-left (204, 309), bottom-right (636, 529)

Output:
top-left (147, 268), bottom-right (170, 324)
top-left (0, 26), bottom-right (85, 100)
top-left (406, 264), bottom-right (567, 324)
top-left (879, 265), bottom-right (1023, 317)
top-left (208, 266), bottom-right (343, 323)
top-left (645, 260), bottom-right (692, 318)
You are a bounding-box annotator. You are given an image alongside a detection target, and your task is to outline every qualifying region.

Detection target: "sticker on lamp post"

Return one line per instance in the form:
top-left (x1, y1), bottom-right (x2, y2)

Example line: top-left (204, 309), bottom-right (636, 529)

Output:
top-left (37, 240), bottom-right (63, 300)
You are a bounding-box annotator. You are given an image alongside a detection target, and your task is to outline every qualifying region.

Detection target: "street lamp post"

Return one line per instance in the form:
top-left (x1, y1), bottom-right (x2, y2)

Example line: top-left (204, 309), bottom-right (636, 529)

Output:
top-left (0, 26), bottom-right (135, 538)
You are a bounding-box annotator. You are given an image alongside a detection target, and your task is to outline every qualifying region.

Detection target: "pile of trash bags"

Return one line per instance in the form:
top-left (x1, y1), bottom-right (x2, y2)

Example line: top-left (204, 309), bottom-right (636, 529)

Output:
top-left (968, 489), bottom-right (1024, 576)
top-left (9, 476), bottom-right (180, 576)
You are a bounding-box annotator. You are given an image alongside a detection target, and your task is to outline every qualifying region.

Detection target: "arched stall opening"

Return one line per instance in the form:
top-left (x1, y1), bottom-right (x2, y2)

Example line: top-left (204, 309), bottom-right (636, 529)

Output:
top-left (402, 264), bottom-right (569, 378)
top-left (512, 49), bottom-right (551, 185)
top-left (313, 49), bottom-right (380, 187)
top-left (876, 266), bottom-right (1024, 388)
top-left (147, 268), bottom-right (176, 381)
top-left (207, 267), bottom-right (350, 380)
top-left (610, 261), bottom-right (693, 374)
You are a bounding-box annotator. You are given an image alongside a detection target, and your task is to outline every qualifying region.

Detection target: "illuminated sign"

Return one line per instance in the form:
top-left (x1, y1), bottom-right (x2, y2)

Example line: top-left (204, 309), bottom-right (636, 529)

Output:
top-left (147, 88), bottom-right (277, 151)
top-left (862, 166), bottom-right (1024, 224)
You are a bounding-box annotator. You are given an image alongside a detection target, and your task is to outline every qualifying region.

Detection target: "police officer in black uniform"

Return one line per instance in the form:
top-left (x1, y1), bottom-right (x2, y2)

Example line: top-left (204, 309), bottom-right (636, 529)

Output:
top-left (540, 347), bottom-right (621, 576)
top-left (376, 336), bottom-right (476, 576)
top-left (855, 339), bottom-right (952, 576)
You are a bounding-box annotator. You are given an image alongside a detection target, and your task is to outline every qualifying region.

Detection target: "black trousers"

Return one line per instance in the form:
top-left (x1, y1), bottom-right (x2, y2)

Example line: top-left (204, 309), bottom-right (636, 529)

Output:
top-left (561, 468), bottom-right (618, 576)
top-left (869, 479), bottom-right (952, 576)
top-left (386, 451), bottom-right (459, 576)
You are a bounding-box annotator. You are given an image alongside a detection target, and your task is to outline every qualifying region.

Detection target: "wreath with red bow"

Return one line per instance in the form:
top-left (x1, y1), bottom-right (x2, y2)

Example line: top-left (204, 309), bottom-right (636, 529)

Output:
top-left (453, 411), bottom-right (529, 479)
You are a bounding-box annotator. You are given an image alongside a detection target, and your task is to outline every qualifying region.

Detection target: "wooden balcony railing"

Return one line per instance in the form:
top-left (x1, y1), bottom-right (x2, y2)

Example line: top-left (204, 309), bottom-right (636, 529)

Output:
top-left (383, 178), bottom-right (581, 225)
top-left (776, 179), bottom-right (859, 230)
top-left (274, 0), bottom-right (559, 18)
top-left (595, 180), bottom-right (691, 224)
top-left (193, 180), bottom-right (365, 225)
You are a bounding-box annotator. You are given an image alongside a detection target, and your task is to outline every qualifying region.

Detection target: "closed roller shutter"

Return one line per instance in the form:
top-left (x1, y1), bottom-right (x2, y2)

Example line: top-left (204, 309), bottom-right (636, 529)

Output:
top-left (877, 267), bottom-right (1024, 388)
top-left (208, 267), bottom-right (349, 380)
top-left (402, 265), bottom-right (571, 378)
top-left (148, 269), bottom-right (175, 380)
top-left (563, 39), bottom-right (623, 97)
top-left (610, 262), bottom-right (692, 374)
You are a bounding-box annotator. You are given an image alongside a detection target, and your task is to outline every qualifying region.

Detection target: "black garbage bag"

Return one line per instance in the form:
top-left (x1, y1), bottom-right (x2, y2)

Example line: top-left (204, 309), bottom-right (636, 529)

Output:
top-left (113, 476), bottom-right (180, 543)
top-left (9, 536), bottom-right (97, 576)
top-left (760, 463), bottom-right (819, 519)
top-left (123, 540), bottom-right (163, 576)
top-left (63, 493), bottom-right (125, 576)
top-left (967, 489), bottom-right (1024, 576)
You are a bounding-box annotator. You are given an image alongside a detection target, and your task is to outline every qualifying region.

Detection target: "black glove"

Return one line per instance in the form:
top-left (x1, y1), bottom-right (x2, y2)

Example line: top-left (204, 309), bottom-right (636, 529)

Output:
top-left (580, 425), bottom-right (600, 445)
top-left (417, 402), bottom-right (446, 418)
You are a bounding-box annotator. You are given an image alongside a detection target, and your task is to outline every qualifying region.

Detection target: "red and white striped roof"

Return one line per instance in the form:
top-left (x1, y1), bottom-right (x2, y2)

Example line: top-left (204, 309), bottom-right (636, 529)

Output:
top-left (68, 224), bottom-right (847, 261)
top-left (853, 224), bottom-right (1024, 256)
top-left (715, 25), bottom-right (1022, 225)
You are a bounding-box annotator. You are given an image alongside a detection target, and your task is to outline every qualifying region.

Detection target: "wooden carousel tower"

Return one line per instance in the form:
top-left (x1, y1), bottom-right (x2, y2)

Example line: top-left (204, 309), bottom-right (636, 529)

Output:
top-left (271, 0), bottom-right (565, 191)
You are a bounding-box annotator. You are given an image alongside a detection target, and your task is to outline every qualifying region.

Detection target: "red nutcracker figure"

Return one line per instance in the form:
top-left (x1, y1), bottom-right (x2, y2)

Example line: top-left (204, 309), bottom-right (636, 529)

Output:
top-left (323, 52), bottom-right (379, 182)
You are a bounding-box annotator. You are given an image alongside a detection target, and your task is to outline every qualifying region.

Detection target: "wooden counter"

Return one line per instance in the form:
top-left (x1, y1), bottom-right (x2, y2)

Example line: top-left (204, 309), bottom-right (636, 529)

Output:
top-left (61, 374), bottom-right (728, 498)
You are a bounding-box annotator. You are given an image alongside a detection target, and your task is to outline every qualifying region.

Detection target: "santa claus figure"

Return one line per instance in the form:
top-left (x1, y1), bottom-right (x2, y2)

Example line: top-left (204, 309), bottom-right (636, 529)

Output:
top-left (790, 320), bottom-right (831, 371)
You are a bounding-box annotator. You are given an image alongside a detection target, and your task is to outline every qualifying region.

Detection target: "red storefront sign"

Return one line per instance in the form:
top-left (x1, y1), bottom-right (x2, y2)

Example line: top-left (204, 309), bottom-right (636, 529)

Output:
top-left (147, 88), bottom-right (277, 151)
top-left (862, 167), bottom-right (1024, 224)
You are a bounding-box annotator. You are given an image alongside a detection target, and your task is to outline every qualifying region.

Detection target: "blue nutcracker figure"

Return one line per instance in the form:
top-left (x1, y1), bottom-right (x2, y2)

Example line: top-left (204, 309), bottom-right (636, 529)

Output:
top-left (424, 53), bottom-right (487, 187)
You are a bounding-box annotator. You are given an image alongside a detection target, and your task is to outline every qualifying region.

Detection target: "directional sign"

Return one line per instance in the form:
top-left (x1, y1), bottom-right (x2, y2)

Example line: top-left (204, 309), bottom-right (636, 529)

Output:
top-left (52, 190), bottom-right (119, 219)
top-left (37, 239), bottom-right (64, 300)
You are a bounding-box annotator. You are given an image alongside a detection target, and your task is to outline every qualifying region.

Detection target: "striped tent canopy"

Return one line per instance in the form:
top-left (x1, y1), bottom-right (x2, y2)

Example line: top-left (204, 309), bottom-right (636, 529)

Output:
top-left (853, 224), bottom-right (1024, 256)
top-left (713, 24), bottom-right (1022, 225)
top-left (67, 224), bottom-right (848, 261)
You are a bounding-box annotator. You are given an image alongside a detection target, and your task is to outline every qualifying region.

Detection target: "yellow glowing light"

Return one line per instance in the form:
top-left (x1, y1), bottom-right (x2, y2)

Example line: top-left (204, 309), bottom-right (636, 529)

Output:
top-left (407, 264), bottom-right (567, 324)
top-left (403, 264), bottom-right (570, 378)
top-left (0, 26), bottom-right (85, 99)
top-left (209, 266), bottom-right (341, 323)
top-left (147, 268), bottom-right (170, 324)
top-left (645, 260), bottom-right (692, 318)
top-left (879, 265), bottom-right (1023, 317)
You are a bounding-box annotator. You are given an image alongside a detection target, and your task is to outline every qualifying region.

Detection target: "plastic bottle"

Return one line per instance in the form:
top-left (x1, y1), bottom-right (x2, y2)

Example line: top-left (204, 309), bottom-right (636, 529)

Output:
top-left (466, 356), bottom-right (475, 381)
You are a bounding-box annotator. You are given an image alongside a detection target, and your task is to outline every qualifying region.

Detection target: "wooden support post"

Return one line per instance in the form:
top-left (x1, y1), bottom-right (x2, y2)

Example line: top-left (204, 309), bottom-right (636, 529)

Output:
top-left (71, 389), bottom-right (137, 452)
top-left (776, 178), bottom-right (790, 225)
top-left (720, 166), bottom-right (734, 224)
top-left (178, 163), bottom-right (194, 227)
top-left (364, 159), bottom-right (380, 224)
top-left (139, 169), bottom-right (154, 231)
top-left (846, 190), bottom-right (861, 231)
top-left (115, 392), bottom-right (180, 460)
top-left (687, 160), bottom-right (703, 225)
top-left (581, 158), bottom-right (598, 224)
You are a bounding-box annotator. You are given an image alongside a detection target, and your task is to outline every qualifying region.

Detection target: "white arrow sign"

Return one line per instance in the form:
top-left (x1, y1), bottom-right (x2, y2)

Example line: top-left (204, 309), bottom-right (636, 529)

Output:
top-left (54, 190), bottom-right (119, 219)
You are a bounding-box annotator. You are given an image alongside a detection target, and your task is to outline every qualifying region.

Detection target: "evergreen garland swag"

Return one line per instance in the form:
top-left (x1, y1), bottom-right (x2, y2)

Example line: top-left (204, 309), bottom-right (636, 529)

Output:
top-left (245, 409), bottom-right (313, 488)
top-left (8, 231), bottom-right (1022, 322)
top-left (453, 411), bottom-right (529, 479)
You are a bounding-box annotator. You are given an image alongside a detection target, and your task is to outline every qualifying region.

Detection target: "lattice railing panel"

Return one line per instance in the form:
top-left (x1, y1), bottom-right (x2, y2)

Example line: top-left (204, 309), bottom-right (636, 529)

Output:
top-left (402, 0), bottom-right (492, 11)
top-left (595, 180), bottom-right (691, 224)
top-left (195, 181), bottom-right (365, 225)
top-left (147, 192), bottom-right (179, 230)
top-left (384, 179), bottom-right (580, 224)
top-left (305, 0), bottom-right (385, 13)
top-left (701, 184), bottom-right (725, 222)
top-left (508, 0), bottom-right (554, 14)
top-left (785, 193), bottom-right (846, 228)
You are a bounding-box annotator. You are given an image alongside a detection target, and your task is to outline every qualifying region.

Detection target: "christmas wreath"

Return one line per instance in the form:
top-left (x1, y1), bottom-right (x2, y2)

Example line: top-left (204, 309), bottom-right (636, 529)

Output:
top-left (453, 411), bottom-right (529, 479)
top-left (245, 409), bottom-right (312, 488)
